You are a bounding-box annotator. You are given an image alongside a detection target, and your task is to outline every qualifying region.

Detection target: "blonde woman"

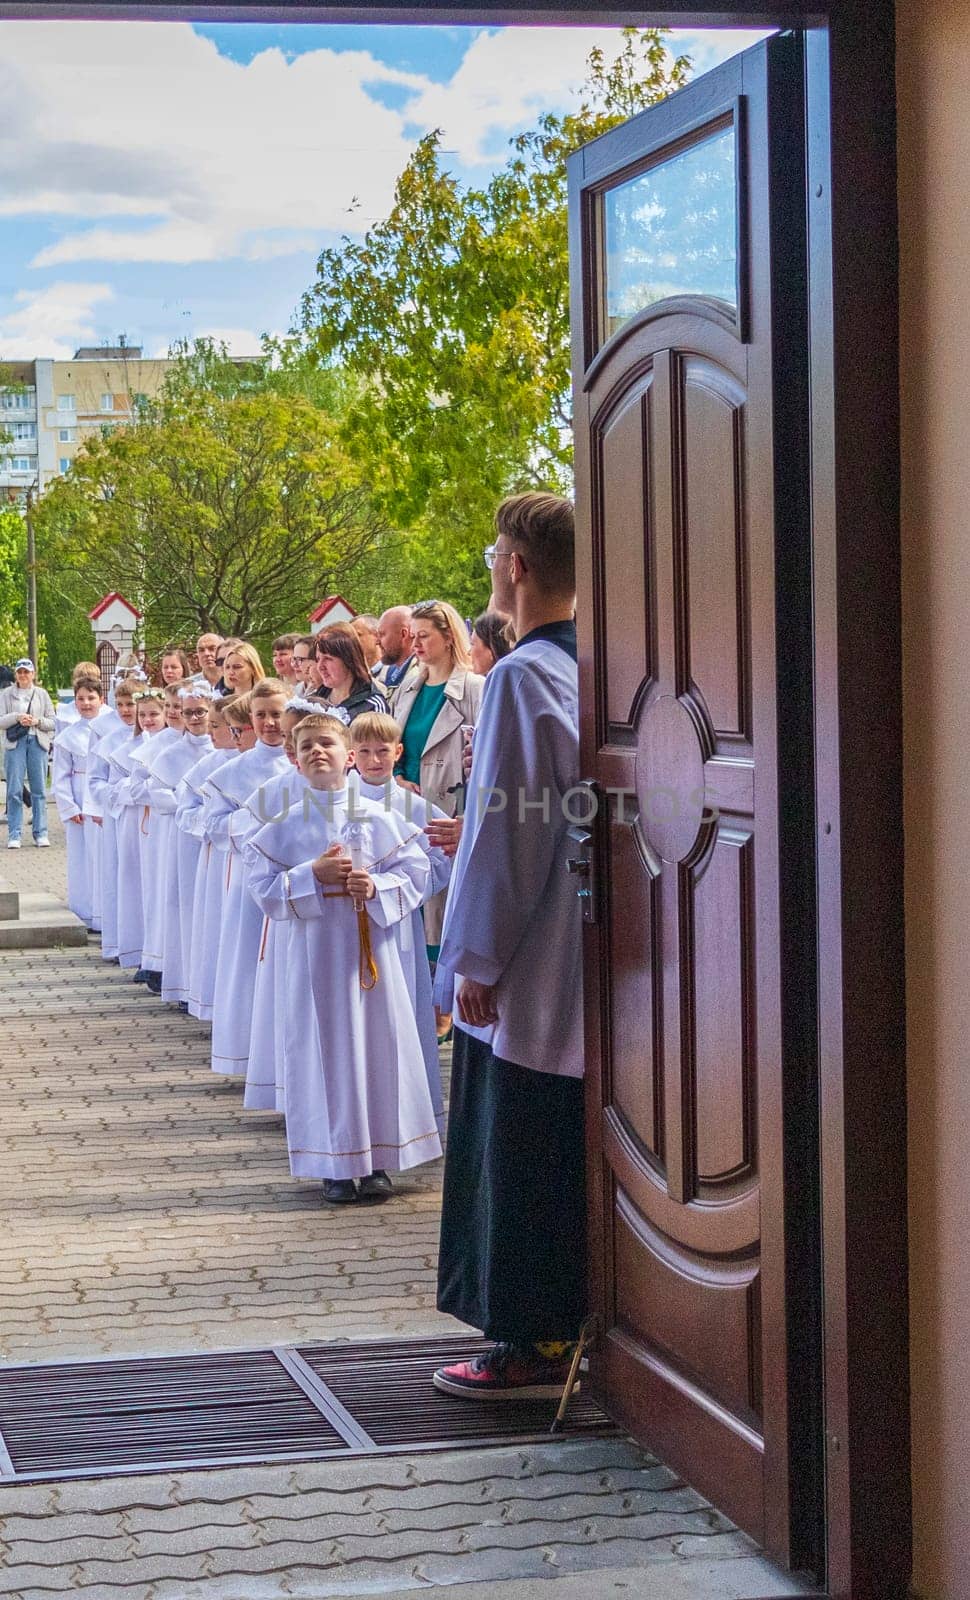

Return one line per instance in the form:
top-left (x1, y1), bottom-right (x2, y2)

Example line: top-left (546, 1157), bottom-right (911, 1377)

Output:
top-left (393, 600), bottom-right (484, 1031)
top-left (222, 642), bottom-right (266, 695)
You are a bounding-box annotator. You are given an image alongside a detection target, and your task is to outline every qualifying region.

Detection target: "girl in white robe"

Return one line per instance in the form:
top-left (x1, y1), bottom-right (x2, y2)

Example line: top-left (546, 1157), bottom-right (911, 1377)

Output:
top-left (174, 696), bottom-right (233, 1016)
top-left (177, 700), bottom-right (239, 1022)
top-left (86, 685), bottom-right (139, 960)
top-left (111, 691), bottom-right (167, 974)
top-left (202, 681), bottom-right (290, 1075)
top-left (244, 712), bottom-right (442, 1199)
top-left (51, 677), bottom-right (105, 929)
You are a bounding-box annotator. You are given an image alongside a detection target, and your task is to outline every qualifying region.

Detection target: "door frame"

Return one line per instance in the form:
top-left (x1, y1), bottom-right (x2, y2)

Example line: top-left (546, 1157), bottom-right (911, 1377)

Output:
top-left (10, 3), bottom-right (908, 1597)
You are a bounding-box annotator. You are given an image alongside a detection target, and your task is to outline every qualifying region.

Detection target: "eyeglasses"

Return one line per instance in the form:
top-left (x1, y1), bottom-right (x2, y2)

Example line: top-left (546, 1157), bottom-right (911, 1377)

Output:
top-left (229, 725), bottom-right (244, 741)
top-left (182, 707), bottom-right (209, 720)
top-left (411, 600), bottom-right (444, 614)
top-left (483, 544), bottom-right (513, 571)
top-left (215, 654), bottom-right (229, 666)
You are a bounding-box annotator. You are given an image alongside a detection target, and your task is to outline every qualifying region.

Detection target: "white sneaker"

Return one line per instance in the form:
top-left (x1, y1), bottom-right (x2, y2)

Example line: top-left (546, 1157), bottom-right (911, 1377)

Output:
top-left (34, 836), bottom-right (50, 848)
top-left (7, 838), bottom-right (21, 849)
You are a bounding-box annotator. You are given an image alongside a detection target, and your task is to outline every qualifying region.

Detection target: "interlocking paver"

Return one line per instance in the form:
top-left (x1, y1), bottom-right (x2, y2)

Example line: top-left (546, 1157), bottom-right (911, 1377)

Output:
top-left (0, 809), bottom-right (812, 1600)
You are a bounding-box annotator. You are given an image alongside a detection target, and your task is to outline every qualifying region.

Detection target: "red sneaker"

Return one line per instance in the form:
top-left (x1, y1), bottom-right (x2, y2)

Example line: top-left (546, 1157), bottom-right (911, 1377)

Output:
top-left (432, 1342), bottom-right (575, 1401)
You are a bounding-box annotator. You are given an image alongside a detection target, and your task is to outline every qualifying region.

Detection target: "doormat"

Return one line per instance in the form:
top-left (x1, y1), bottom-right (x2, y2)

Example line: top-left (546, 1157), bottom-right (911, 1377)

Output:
top-left (0, 1335), bottom-right (615, 1482)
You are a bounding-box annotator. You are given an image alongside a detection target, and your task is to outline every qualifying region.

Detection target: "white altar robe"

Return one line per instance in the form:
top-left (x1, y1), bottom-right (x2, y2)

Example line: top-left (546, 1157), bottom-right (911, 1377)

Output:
top-left (87, 722), bottom-right (135, 959)
top-left (104, 733), bottom-right (148, 968)
top-left (232, 764), bottom-right (310, 1111)
top-left (51, 717), bottom-right (97, 928)
top-left (245, 790), bottom-right (442, 1180)
top-left (174, 745), bottom-right (229, 1016)
top-left (142, 731), bottom-right (213, 1003)
top-left (128, 727), bottom-right (181, 972)
top-left (436, 635), bottom-right (584, 1079)
top-left (356, 778), bottom-right (453, 1131)
top-left (202, 741), bottom-right (291, 1074)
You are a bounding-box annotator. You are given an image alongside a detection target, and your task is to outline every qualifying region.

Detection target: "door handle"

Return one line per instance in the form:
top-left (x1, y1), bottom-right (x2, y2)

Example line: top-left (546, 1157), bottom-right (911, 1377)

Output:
top-left (566, 779), bottom-right (601, 926)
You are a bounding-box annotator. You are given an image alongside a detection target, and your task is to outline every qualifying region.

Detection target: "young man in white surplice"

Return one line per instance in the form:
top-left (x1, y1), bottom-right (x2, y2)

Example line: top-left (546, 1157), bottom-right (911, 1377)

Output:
top-left (244, 712), bottom-right (442, 1205)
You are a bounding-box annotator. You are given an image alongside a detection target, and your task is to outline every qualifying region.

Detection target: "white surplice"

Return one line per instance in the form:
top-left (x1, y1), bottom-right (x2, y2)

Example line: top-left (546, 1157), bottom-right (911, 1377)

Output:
top-left (233, 764), bottom-right (310, 1111)
top-left (104, 732), bottom-right (148, 968)
top-left (356, 778), bottom-right (453, 1130)
top-left (436, 635), bottom-right (584, 1078)
top-left (141, 731), bottom-right (213, 1003)
top-left (51, 716), bottom-right (98, 927)
top-left (176, 747), bottom-right (232, 1021)
top-left (128, 727), bottom-right (181, 972)
top-left (202, 740), bottom-right (291, 1074)
top-left (173, 745), bottom-right (228, 1011)
top-left (87, 721), bottom-right (135, 959)
top-left (245, 789), bottom-right (442, 1180)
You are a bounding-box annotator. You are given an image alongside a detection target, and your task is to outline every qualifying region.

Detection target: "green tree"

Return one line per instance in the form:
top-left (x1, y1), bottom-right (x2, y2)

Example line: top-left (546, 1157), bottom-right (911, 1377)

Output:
top-left (31, 341), bottom-right (387, 660)
top-left (300, 28), bottom-right (689, 614)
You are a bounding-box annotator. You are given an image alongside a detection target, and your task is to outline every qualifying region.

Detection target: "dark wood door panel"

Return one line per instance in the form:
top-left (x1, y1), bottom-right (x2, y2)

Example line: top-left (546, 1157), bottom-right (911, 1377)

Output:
top-left (614, 1187), bottom-right (761, 1425)
top-left (571, 35), bottom-right (814, 1567)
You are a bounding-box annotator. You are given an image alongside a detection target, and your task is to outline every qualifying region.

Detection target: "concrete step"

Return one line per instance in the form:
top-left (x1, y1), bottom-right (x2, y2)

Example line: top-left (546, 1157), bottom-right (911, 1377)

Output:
top-left (0, 890), bottom-right (87, 948)
top-left (0, 874), bottom-right (18, 920)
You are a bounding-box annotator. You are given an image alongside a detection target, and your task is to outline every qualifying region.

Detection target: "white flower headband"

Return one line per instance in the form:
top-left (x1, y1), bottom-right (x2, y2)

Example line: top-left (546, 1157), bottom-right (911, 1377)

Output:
top-left (179, 681), bottom-right (216, 701)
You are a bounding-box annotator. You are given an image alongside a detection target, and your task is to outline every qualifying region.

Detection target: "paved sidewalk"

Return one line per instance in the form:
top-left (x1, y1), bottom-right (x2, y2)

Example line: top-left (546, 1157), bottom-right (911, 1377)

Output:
top-left (0, 806), bottom-right (812, 1600)
top-left (0, 824), bottom-right (453, 1364)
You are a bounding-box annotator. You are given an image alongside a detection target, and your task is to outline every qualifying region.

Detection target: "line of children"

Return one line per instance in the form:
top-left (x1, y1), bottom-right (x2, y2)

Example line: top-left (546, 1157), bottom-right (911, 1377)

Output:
top-left (53, 674), bottom-right (451, 1206)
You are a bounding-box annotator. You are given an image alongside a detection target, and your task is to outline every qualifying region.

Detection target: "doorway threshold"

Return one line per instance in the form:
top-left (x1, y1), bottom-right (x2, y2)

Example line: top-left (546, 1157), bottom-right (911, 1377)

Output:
top-left (0, 1333), bottom-right (615, 1482)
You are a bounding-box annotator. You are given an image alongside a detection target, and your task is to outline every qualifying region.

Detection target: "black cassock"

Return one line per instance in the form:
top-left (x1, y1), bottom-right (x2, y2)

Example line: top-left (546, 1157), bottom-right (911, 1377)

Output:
top-left (437, 1030), bottom-right (586, 1345)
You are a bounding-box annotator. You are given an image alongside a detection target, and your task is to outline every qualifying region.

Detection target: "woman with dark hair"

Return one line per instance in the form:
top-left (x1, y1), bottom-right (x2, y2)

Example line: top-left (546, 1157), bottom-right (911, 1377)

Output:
top-left (312, 623), bottom-right (388, 719)
top-left (159, 646), bottom-right (191, 685)
top-left (469, 611), bottom-right (513, 676)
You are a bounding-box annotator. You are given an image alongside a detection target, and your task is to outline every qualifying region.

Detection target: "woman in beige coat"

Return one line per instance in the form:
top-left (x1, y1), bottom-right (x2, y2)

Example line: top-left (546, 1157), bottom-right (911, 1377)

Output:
top-left (394, 601), bottom-right (484, 1035)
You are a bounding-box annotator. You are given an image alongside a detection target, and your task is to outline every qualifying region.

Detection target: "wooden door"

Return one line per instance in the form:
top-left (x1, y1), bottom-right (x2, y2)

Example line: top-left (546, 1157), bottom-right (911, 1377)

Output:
top-left (569, 34), bottom-right (820, 1569)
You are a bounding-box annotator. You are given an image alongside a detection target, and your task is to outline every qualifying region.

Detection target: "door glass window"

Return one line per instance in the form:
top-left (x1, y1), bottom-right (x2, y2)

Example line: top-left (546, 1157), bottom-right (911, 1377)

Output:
top-left (603, 122), bottom-right (737, 342)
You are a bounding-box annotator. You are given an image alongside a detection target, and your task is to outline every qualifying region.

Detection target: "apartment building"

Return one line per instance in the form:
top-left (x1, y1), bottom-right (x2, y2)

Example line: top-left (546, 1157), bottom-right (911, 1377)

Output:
top-left (0, 346), bottom-right (171, 501)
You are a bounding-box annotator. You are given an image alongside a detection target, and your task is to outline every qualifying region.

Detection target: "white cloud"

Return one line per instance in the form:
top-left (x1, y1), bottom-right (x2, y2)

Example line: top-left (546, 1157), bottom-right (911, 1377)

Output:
top-left (151, 325), bottom-right (268, 359)
top-left (0, 281), bottom-right (114, 358)
top-left (0, 21), bottom-right (770, 271)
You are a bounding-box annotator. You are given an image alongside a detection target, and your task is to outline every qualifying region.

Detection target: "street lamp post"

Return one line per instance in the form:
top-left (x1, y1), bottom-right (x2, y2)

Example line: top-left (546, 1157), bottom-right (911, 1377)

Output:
top-left (25, 483), bottom-right (38, 666)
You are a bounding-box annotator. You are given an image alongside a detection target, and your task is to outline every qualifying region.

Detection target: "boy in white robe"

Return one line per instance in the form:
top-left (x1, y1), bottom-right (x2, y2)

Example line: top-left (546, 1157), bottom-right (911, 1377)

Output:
top-left (244, 712), bottom-right (441, 1204)
top-left (350, 709), bottom-right (452, 1133)
top-left (51, 675), bottom-right (105, 929)
top-left (131, 686), bottom-right (185, 990)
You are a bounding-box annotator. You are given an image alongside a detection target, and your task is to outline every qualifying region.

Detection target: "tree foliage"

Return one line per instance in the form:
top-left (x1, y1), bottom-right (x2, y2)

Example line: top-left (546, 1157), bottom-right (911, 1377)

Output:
top-left (300, 29), bottom-right (690, 614)
top-left (32, 341), bottom-right (386, 661)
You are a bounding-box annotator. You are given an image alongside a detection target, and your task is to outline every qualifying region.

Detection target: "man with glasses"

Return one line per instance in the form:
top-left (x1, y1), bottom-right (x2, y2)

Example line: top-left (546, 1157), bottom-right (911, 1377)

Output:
top-left (0, 658), bottom-right (56, 848)
top-left (432, 492), bottom-right (585, 1401)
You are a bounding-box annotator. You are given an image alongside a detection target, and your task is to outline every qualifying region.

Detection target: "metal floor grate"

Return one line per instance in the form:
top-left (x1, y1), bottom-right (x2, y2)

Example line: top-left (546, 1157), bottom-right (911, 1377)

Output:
top-left (0, 1336), bottom-right (614, 1482)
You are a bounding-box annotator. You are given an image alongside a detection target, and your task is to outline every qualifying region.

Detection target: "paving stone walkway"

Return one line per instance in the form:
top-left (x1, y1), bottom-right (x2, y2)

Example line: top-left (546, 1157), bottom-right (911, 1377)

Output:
top-left (0, 809), bottom-right (811, 1599)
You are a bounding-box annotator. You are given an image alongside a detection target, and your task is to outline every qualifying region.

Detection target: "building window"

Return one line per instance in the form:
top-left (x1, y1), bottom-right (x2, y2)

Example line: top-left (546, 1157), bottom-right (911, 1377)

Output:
top-left (11, 422), bottom-right (36, 440)
top-left (57, 394), bottom-right (75, 411)
top-left (59, 457), bottom-right (71, 474)
top-left (11, 457), bottom-right (32, 472)
top-left (58, 428), bottom-right (75, 443)
top-left (100, 393), bottom-right (114, 412)
top-left (1, 390), bottom-right (33, 411)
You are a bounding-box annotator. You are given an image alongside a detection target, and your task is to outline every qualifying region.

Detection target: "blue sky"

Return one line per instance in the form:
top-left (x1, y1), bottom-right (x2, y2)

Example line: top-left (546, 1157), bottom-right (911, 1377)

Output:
top-left (0, 22), bottom-right (768, 361)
